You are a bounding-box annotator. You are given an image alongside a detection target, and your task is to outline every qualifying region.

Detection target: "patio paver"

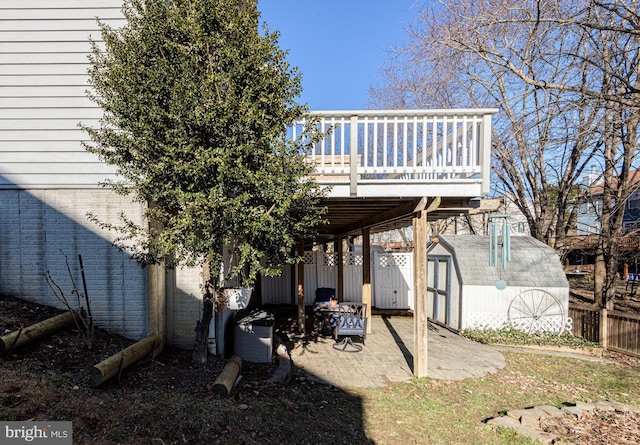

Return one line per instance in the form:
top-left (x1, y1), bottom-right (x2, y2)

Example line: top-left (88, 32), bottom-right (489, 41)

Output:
top-left (282, 315), bottom-right (506, 388)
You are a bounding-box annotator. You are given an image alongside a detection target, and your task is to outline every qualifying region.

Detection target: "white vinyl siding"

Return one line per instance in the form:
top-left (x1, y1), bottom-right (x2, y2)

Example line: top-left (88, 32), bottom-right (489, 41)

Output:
top-left (260, 251), bottom-right (415, 309)
top-left (0, 1), bottom-right (124, 189)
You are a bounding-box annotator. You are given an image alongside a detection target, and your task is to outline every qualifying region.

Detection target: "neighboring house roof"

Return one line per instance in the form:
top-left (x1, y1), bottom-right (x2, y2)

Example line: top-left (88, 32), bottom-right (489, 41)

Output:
top-left (586, 169), bottom-right (640, 196)
top-left (430, 234), bottom-right (568, 288)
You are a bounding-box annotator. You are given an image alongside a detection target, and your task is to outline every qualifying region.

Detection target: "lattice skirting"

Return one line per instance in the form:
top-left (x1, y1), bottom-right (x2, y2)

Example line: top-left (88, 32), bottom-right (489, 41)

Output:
top-left (467, 312), bottom-right (573, 334)
top-left (467, 312), bottom-right (510, 330)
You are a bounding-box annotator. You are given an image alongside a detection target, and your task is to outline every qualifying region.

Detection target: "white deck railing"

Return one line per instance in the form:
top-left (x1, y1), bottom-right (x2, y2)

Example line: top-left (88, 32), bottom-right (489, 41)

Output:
top-left (291, 109), bottom-right (498, 198)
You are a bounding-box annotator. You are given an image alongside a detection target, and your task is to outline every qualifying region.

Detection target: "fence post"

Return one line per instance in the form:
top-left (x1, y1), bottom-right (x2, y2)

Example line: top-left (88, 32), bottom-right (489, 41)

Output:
top-left (599, 308), bottom-right (608, 350)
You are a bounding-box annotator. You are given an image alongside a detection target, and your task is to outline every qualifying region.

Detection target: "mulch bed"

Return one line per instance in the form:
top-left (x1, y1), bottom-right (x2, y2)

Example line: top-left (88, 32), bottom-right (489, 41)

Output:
top-left (540, 408), bottom-right (640, 444)
top-left (0, 293), bottom-right (277, 394)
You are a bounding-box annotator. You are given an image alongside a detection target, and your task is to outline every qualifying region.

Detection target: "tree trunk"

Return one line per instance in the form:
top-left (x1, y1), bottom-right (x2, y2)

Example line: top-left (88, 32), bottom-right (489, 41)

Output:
top-left (594, 251), bottom-right (605, 307)
top-left (193, 259), bottom-right (218, 364)
top-left (297, 240), bottom-right (305, 334)
top-left (193, 289), bottom-right (214, 364)
top-left (605, 251), bottom-right (618, 310)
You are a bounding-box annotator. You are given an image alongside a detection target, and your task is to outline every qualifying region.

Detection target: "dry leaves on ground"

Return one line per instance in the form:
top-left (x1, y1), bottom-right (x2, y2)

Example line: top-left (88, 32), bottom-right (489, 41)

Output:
top-left (540, 409), bottom-right (640, 444)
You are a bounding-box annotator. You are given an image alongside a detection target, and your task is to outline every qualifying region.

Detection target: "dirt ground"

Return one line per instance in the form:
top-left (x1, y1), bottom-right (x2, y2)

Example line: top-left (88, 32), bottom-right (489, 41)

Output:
top-left (541, 408), bottom-right (640, 444)
top-left (1, 294), bottom-right (381, 444)
top-left (2, 290), bottom-right (640, 444)
top-left (0, 293), bottom-right (278, 395)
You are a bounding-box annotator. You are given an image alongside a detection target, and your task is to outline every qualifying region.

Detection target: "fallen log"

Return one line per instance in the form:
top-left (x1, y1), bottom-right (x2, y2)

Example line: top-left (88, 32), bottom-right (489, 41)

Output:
top-left (0, 310), bottom-right (78, 355)
top-left (212, 355), bottom-right (242, 397)
top-left (267, 343), bottom-right (291, 384)
top-left (91, 334), bottom-right (163, 387)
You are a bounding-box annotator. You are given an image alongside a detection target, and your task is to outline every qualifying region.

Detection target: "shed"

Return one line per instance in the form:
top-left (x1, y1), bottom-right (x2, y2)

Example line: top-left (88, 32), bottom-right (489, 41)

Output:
top-left (427, 234), bottom-right (569, 334)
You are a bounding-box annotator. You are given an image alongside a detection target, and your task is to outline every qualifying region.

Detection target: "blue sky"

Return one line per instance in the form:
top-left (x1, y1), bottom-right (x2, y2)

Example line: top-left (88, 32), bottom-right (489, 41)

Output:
top-left (258, 1), bottom-right (420, 110)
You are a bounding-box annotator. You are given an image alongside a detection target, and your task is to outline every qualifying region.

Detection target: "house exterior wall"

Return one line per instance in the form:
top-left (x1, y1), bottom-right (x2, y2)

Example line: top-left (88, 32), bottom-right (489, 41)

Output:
top-left (260, 265), bottom-right (293, 305)
top-left (0, 188), bottom-right (150, 340)
top-left (0, 1), bottom-right (124, 188)
top-left (577, 192), bottom-right (640, 235)
top-left (576, 168), bottom-right (640, 235)
top-left (577, 201), bottom-right (602, 235)
top-left (435, 196), bottom-right (531, 237)
top-left (0, 1), bottom-right (192, 344)
top-left (165, 266), bottom-right (203, 349)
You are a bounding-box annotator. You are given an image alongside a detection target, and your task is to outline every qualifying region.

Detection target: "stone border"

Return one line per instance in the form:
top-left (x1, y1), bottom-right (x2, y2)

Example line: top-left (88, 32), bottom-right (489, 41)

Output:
top-left (486, 400), bottom-right (640, 444)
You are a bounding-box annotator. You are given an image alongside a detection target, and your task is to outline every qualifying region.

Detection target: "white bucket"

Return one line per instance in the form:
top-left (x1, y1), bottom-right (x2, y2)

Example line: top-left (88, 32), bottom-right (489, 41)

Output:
top-left (225, 287), bottom-right (253, 310)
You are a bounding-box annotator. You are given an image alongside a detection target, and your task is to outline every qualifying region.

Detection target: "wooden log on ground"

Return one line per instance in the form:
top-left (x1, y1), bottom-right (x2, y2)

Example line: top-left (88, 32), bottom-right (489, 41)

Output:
top-left (91, 335), bottom-right (163, 387)
top-left (212, 355), bottom-right (242, 397)
top-left (0, 310), bottom-right (78, 355)
top-left (267, 343), bottom-right (291, 384)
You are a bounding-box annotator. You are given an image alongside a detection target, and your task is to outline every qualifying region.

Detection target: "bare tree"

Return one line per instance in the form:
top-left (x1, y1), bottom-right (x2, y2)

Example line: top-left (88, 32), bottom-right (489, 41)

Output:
top-left (370, 0), bottom-right (640, 306)
top-left (371, 0), bottom-right (601, 245)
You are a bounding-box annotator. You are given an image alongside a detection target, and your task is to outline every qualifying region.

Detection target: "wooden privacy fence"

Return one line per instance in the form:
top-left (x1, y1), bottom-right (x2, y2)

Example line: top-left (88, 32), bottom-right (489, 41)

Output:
top-left (569, 304), bottom-right (600, 342)
top-left (569, 303), bottom-right (640, 358)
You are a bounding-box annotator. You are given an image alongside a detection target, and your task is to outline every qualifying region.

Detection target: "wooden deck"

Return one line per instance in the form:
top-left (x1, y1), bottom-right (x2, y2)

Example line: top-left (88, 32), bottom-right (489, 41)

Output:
top-left (298, 109), bottom-right (497, 199)
top-left (562, 235), bottom-right (640, 252)
top-left (297, 109), bottom-right (498, 237)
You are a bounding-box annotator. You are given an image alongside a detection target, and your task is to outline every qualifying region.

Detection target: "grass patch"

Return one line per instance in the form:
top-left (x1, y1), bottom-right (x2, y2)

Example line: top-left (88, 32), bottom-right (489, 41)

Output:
top-left (462, 326), bottom-right (601, 349)
top-left (357, 351), bottom-right (640, 444)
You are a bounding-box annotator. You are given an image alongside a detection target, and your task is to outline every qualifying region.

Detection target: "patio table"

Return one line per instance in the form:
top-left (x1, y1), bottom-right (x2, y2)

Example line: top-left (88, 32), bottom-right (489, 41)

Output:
top-left (313, 302), bottom-right (340, 336)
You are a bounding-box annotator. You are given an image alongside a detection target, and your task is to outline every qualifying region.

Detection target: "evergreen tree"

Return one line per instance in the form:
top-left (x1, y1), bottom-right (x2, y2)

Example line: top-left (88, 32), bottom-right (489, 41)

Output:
top-left (83, 0), bottom-right (325, 361)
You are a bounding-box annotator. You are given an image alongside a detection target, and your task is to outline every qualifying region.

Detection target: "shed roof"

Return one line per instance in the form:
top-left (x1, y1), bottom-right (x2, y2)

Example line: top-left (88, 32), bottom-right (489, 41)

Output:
top-left (429, 235), bottom-right (569, 288)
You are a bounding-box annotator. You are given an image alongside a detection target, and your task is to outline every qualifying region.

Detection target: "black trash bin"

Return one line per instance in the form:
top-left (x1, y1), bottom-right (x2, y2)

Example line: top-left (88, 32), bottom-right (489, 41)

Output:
top-left (233, 309), bottom-right (275, 363)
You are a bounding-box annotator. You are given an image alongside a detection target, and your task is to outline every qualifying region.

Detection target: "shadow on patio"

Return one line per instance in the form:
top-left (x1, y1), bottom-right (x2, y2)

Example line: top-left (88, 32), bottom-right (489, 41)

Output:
top-left (269, 306), bottom-right (506, 388)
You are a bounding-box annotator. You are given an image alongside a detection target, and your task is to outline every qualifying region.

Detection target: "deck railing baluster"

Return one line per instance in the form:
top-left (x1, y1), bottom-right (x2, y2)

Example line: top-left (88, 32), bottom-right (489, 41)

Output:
top-left (293, 109), bottom-right (497, 198)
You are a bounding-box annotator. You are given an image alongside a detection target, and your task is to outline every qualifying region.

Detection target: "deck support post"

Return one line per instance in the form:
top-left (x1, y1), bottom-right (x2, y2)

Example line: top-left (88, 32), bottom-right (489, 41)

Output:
top-left (413, 208), bottom-right (429, 378)
top-left (297, 240), bottom-right (305, 334)
top-left (337, 235), bottom-right (345, 303)
top-left (362, 227), bottom-right (372, 335)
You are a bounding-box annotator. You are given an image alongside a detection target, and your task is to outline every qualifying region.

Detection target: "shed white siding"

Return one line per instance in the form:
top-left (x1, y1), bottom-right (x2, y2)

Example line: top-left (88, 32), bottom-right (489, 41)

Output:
top-left (462, 285), bottom-right (569, 331)
top-left (427, 235), bottom-right (570, 333)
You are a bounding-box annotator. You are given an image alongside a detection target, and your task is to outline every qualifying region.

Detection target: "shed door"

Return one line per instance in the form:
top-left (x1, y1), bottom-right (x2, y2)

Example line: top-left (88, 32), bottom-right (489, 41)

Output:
top-left (427, 256), bottom-right (452, 326)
